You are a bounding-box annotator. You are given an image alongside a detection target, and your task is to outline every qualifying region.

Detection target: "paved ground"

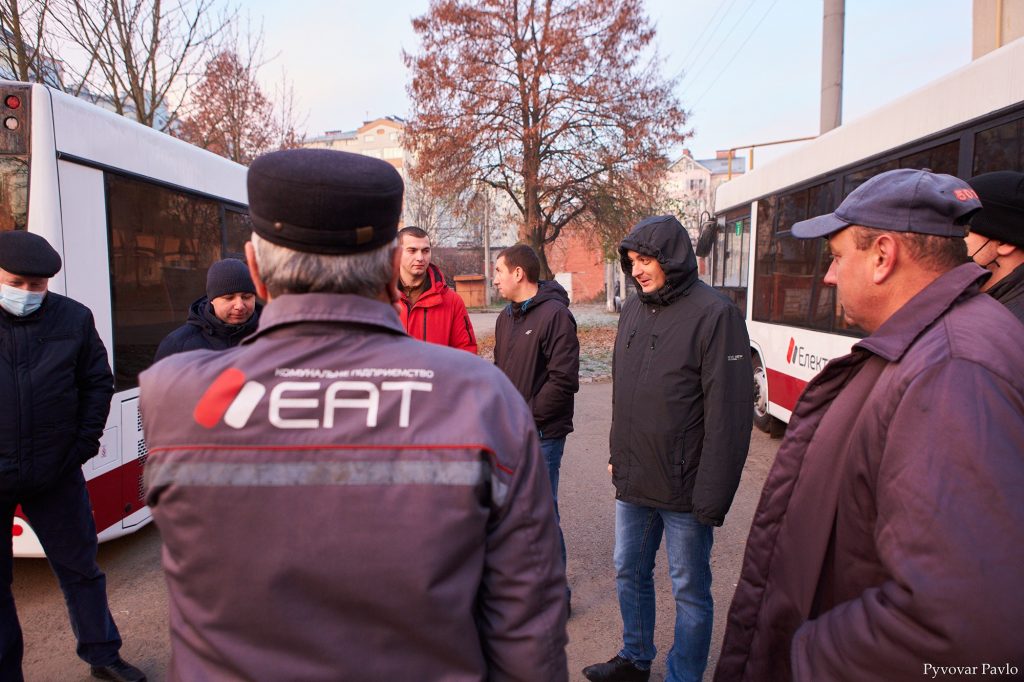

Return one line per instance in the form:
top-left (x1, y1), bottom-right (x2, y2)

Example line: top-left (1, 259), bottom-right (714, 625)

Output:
top-left (13, 381), bottom-right (779, 681)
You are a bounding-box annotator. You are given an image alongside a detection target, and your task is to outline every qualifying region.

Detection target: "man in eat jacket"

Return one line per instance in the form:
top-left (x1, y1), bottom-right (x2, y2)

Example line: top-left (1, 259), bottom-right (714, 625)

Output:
top-left (397, 226), bottom-right (477, 353)
top-left (716, 169), bottom-right (1024, 681)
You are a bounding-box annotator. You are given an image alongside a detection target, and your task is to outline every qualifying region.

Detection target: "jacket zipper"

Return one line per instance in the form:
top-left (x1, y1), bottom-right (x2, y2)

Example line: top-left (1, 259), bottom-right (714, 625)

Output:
top-left (625, 329), bottom-right (637, 349)
top-left (422, 309), bottom-right (428, 341)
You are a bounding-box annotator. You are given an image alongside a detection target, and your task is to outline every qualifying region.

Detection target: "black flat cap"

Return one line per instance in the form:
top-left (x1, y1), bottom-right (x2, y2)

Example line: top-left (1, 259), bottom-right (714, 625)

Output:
top-left (968, 171), bottom-right (1024, 248)
top-left (247, 148), bottom-right (404, 254)
top-left (0, 231), bottom-right (62, 277)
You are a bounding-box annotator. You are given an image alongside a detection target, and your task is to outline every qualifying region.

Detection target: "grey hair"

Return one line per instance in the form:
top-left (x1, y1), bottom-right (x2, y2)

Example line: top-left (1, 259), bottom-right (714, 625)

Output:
top-left (250, 232), bottom-right (397, 298)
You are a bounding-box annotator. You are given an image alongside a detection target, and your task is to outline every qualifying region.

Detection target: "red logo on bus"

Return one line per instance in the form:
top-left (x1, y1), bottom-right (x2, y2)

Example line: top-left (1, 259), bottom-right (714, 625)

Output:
top-left (786, 338), bottom-right (796, 364)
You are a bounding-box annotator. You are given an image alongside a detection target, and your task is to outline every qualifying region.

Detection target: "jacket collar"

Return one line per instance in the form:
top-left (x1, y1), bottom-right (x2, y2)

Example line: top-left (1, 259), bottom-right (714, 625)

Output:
top-left (855, 262), bottom-right (988, 362)
top-left (241, 293), bottom-right (405, 345)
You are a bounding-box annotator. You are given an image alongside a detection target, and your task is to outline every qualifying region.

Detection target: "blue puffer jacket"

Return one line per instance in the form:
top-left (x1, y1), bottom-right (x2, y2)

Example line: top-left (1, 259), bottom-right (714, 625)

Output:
top-left (0, 292), bottom-right (113, 493)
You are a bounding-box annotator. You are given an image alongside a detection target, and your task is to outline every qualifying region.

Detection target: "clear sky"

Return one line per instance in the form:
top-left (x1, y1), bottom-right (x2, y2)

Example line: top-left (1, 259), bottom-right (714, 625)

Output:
top-left (246, 0), bottom-right (972, 166)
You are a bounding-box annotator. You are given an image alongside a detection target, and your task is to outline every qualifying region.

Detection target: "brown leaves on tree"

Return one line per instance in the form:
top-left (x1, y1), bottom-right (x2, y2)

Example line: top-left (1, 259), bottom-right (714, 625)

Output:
top-left (175, 50), bottom-right (278, 165)
top-left (404, 0), bottom-right (690, 277)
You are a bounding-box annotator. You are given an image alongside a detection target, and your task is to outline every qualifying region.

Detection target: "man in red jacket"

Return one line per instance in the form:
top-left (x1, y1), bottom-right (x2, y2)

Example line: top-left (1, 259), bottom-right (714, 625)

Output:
top-left (397, 226), bottom-right (477, 353)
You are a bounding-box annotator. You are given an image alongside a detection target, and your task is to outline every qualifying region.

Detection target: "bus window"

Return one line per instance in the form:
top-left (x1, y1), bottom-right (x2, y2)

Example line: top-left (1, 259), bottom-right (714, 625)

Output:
top-left (0, 157), bottom-right (28, 231)
top-left (752, 181), bottom-right (836, 330)
top-left (899, 140), bottom-right (959, 175)
top-left (224, 208), bottom-right (252, 258)
top-left (844, 160), bottom-right (899, 197)
top-left (107, 174), bottom-right (222, 390)
top-left (973, 117), bottom-right (1024, 174)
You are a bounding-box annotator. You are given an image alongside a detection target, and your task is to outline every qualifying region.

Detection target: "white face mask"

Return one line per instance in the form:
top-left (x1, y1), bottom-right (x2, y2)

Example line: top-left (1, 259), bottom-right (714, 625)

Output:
top-left (0, 284), bottom-right (46, 316)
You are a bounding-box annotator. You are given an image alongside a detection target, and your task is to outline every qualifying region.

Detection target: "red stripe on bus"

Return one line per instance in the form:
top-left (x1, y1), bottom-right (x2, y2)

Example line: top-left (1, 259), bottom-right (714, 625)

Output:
top-left (193, 368), bottom-right (247, 428)
top-left (765, 368), bottom-right (808, 413)
top-left (13, 458), bottom-right (147, 539)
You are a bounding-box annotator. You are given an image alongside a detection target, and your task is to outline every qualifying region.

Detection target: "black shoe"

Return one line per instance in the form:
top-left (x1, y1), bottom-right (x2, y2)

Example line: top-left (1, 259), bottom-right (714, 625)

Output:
top-left (90, 657), bottom-right (147, 682)
top-left (582, 655), bottom-right (650, 682)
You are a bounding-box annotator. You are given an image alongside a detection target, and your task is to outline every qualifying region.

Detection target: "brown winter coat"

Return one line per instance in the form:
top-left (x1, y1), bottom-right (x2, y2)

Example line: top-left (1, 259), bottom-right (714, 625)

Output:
top-left (716, 264), bottom-right (1024, 681)
top-left (140, 293), bottom-right (567, 682)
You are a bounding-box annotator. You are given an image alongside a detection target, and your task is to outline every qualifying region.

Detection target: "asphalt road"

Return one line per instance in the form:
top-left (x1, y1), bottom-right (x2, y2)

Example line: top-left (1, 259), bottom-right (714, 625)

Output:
top-left (13, 381), bottom-right (780, 681)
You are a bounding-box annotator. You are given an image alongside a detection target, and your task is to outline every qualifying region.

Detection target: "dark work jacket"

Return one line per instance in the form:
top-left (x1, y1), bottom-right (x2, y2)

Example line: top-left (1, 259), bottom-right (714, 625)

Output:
top-left (141, 293), bottom-right (567, 681)
top-left (0, 292), bottom-right (113, 493)
top-left (715, 264), bottom-right (1024, 682)
top-left (610, 215), bottom-right (753, 526)
top-left (154, 296), bottom-right (261, 362)
top-left (494, 280), bottom-right (579, 439)
top-left (987, 261), bottom-right (1024, 324)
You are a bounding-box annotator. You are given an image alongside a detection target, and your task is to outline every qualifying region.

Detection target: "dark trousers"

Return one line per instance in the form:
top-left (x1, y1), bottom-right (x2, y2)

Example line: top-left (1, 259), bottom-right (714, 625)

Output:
top-left (0, 469), bottom-right (121, 680)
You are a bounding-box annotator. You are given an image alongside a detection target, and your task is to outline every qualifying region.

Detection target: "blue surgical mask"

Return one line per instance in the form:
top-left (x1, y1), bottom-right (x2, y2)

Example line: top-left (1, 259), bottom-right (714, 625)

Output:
top-left (0, 284), bottom-right (46, 316)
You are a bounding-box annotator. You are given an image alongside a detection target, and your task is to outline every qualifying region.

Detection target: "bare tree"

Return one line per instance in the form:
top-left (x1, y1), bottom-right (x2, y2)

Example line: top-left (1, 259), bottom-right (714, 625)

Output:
top-left (0, 0), bottom-right (59, 84)
top-left (51, 0), bottom-right (232, 130)
top-left (405, 0), bottom-right (690, 278)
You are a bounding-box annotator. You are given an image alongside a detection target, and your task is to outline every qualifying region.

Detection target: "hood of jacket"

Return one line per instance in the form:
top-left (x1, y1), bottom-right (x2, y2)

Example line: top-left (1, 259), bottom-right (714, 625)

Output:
top-left (186, 295), bottom-right (261, 340)
top-left (619, 215), bottom-right (699, 306)
top-left (507, 279), bottom-right (570, 319)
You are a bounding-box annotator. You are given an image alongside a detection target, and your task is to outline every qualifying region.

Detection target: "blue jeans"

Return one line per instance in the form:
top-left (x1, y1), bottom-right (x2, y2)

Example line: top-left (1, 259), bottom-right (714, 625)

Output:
top-left (539, 437), bottom-right (567, 570)
top-left (0, 470), bottom-right (122, 681)
top-left (614, 500), bottom-right (713, 682)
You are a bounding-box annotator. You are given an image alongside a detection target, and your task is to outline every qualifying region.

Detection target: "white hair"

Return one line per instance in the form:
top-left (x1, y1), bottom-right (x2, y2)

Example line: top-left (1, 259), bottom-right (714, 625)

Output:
top-left (250, 232), bottom-right (396, 299)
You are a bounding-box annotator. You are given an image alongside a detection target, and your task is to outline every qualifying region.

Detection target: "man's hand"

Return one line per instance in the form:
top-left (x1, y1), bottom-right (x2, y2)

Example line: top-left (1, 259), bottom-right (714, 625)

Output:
top-left (608, 464), bottom-right (613, 475)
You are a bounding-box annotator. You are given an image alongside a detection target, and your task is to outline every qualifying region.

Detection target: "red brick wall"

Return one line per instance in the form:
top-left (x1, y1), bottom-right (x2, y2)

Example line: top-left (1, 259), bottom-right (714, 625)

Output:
top-left (546, 225), bottom-right (607, 303)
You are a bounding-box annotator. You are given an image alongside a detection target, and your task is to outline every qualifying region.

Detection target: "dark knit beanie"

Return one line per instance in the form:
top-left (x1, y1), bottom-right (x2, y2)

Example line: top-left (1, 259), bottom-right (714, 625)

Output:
top-left (968, 171), bottom-right (1024, 248)
top-left (0, 231), bottom-right (62, 277)
top-left (247, 148), bottom-right (404, 254)
top-left (206, 259), bottom-right (255, 300)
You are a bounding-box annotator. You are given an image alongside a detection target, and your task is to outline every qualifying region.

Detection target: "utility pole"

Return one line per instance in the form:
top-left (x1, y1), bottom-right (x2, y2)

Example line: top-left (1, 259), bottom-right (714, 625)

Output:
top-left (482, 190), bottom-right (492, 306)
top-left (820, 0), bottom-right (845, 133)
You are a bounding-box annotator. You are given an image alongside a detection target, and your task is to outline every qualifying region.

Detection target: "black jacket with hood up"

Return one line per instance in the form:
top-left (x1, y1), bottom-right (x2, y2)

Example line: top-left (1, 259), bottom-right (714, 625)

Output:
top-left (154, 296), bottom-right (261, 362)
top-left (610, 215), bottom-right (753, 526)
top-left (494, 279), bottom-right (580, 440)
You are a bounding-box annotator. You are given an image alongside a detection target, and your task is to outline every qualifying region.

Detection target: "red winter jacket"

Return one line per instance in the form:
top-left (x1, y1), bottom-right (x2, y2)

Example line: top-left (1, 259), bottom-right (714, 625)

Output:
top-left (399, 264), bottom-right (477, 353)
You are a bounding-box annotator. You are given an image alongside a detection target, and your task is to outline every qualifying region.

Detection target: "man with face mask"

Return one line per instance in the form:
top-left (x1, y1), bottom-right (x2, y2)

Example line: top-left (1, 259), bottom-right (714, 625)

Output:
top-left (0, 230), bottom-right (146, 681)
top-left (966, 171), bottom-right (1024, 323)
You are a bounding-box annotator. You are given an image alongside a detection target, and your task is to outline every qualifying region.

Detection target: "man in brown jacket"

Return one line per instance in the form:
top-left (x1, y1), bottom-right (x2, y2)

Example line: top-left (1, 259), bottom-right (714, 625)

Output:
top-left (716, 169), bottom-right (1024, 681)
top-left (139, 149), bottom-right (568, 681)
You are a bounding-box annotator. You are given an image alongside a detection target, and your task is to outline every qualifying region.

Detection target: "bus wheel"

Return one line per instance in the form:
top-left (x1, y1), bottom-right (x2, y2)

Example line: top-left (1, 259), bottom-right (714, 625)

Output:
top-left (752, 353), bottom-right (772, 433)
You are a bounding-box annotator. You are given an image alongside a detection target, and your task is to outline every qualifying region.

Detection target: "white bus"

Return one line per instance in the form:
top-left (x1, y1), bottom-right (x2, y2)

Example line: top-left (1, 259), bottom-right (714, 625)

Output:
top-left (706, 38), bottom-right (1024, 434)
top-left (1, 80), bottom-right (248, 556)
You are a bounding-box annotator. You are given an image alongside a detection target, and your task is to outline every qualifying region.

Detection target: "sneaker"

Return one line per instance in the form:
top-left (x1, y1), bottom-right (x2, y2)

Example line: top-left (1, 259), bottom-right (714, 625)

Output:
top-left (582, 655), bottom-right (650, 682)
top-left (90, 657), bottom-right (147, 682)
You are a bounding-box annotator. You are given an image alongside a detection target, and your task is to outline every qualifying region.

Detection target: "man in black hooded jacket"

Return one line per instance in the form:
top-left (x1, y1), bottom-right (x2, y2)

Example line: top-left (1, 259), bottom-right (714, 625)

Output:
top-left (584, 215), bottom-right (752, 682)
top-left (493, 244), bottom-right (579, 603)
top-left (154, 258), bottom-right (261, 362)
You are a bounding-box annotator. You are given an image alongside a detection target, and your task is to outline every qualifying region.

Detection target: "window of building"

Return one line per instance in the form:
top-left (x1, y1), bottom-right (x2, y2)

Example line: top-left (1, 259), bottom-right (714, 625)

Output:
top-left (364, 135), bottom-right (376, 143)
top-left (382, 147), bottom-right (403, 159)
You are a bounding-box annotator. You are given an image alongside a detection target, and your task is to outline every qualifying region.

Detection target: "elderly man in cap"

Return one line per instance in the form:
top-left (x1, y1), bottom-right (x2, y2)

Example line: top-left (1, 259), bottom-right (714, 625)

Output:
top-left (715, 169), bottom-right (1024, 682)
top-left (0, 231), bottom-right (146, 682)
top-left (154, 258), bottom-right (261, 361)
top-left (139, 149), bottom-right (568, 681)
top-left (966, 170), bottom-right (1024, 323)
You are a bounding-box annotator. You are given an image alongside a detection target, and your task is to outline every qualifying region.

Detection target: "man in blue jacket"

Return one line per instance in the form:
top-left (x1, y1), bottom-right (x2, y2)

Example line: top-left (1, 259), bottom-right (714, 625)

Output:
top-left (0, 231), bottom-right (145, 682)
